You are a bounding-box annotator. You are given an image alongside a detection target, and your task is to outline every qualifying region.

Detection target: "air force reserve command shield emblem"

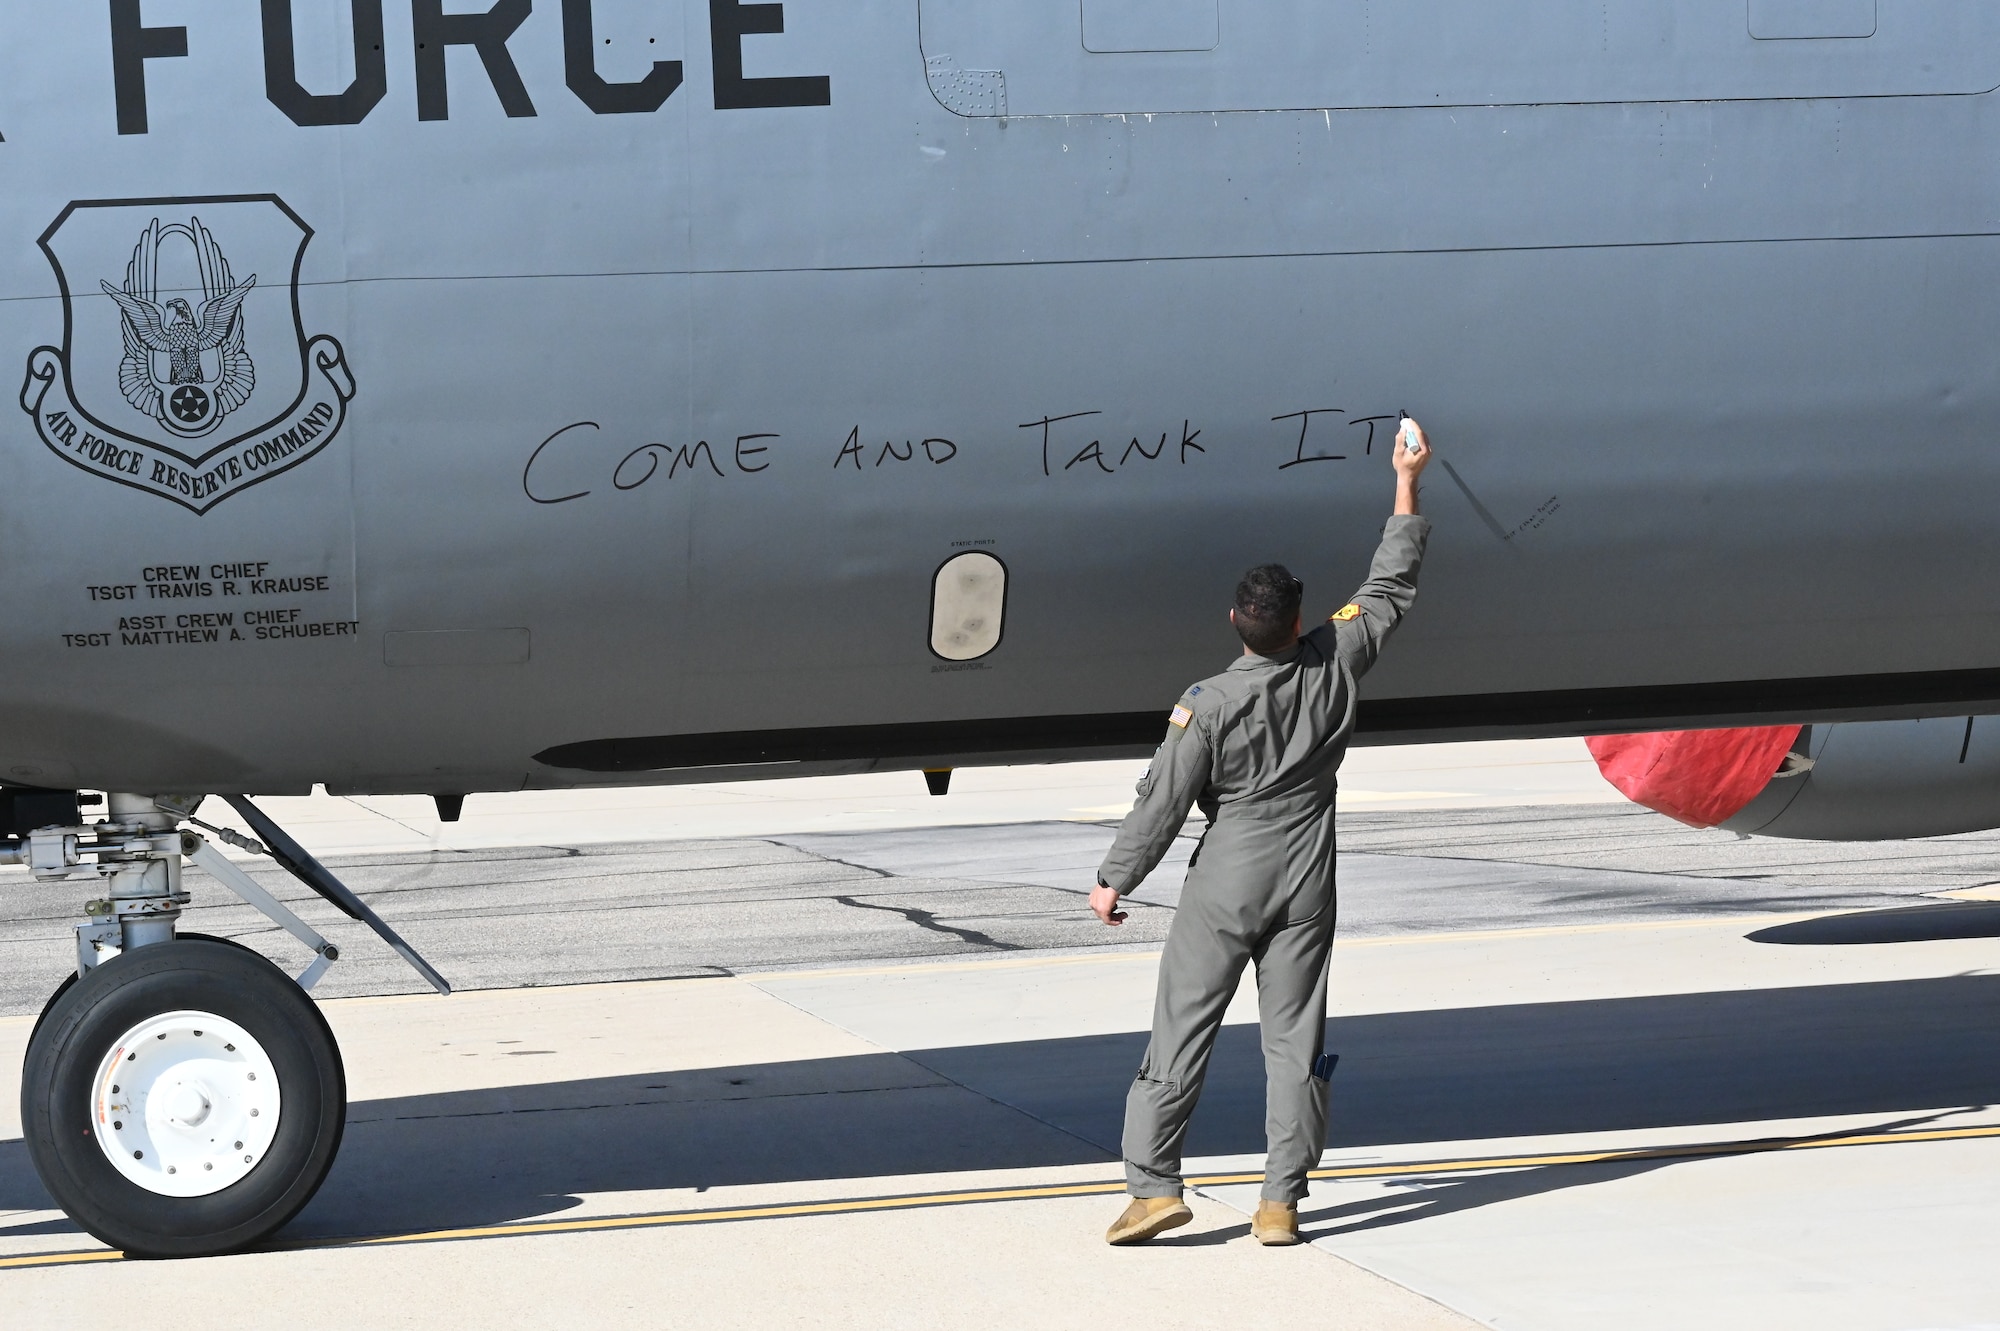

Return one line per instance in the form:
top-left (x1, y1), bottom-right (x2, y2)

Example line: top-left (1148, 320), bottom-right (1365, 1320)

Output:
top-left (19, 196), bottom-right (353, 514)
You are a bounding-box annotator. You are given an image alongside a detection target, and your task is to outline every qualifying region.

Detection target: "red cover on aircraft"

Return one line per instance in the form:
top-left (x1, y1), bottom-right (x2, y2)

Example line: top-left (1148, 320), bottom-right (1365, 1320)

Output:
top-left (1584, 726), bottom-right (1803, 828)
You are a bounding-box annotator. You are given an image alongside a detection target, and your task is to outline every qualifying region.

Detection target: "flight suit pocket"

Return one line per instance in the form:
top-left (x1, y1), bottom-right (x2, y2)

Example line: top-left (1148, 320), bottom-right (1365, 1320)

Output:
top-left (1133, 1054), bottom-right (1181, 1096)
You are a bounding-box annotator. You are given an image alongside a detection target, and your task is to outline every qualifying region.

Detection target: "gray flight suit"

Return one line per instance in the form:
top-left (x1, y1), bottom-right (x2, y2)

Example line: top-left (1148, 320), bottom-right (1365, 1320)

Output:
top-left (1097, 514), bottom-right (1431, 1203)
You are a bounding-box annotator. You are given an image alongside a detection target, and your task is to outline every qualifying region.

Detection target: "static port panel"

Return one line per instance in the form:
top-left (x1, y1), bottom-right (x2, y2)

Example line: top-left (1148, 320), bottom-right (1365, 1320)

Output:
top-left (930, 552), bottom-right (1007, 661)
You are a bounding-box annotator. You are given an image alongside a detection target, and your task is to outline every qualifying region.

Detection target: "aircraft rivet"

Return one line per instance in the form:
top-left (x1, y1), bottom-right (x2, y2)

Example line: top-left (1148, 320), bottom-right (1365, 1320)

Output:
top-left (167, 1167), bottom-right (176, 1175)
top-left (234, 1141), bottom-right (243, 1150)
top-left (224, 1043), bottom-right (235, 1052)
top-left (243, 1155), bottom-right (252, 1164)
top-left (249, 1109), bottom-right (259, 1117)
top-left (126, 1053), bottom-right (135, 1062)
top-left (133, 1150), bottom-right (143, 1160)
top-left (113, 1121), bottom-right (123, 1131)
top-left (193, 1030), bottom-right (202, 1037)
top-left (247, 1072), bottom-right (256, 1081)
top-left (157, 1033), bottom-right (166, 1040)
top-left (111, 1085), bottom-right (119, 1093)
top-left (203, 1163), bottom-right (212, 1171)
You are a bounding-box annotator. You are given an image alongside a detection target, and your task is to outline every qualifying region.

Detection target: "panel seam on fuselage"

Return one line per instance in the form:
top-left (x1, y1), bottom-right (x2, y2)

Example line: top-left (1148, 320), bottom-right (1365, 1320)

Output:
top-left (9, 226), bottom-right (2000, 305)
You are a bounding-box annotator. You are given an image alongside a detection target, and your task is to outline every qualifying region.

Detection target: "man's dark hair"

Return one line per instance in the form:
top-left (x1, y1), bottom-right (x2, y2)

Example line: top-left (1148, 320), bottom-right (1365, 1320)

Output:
top-left (1233, 563), bottom-right (1303, 654)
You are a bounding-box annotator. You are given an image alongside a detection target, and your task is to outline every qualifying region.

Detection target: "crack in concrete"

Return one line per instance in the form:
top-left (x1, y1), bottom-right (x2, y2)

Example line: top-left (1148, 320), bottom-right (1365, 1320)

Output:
top-left (829, 894), bottom-right (1023, 951)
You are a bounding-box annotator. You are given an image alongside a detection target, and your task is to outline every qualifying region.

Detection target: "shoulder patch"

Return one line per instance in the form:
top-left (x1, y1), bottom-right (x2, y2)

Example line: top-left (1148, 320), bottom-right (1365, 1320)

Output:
top-left (1330, 603), bottom-right (1363, 622)
top-left (1188, 685), bottom-right (1203, 696)
top-left (1168, 704), bottom-right (1193, 729)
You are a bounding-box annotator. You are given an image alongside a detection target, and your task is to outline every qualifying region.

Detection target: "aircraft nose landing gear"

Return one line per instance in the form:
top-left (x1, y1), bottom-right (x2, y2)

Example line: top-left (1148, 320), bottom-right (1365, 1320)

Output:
top-left (3, 793), bottom-right (447, 1257)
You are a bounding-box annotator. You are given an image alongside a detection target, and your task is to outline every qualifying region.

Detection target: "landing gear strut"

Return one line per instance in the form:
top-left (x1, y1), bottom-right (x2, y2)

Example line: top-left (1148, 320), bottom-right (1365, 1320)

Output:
top-left (2, 794), bottom-right (447, 1257)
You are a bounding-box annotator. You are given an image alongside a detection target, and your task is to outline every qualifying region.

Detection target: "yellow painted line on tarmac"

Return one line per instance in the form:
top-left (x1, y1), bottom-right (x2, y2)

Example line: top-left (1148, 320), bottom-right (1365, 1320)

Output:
top-left (0, 1248), bottom-right (126, 1270)
top-left (9, 1119), bottom-right (2000, 1271)
top-left (342, 1180), bottom-right (1137, 1248)
top-left (0, 1181), bottom-right (1136, 1271)
top-left (1282, 1120), bottom-right (2000, 1184)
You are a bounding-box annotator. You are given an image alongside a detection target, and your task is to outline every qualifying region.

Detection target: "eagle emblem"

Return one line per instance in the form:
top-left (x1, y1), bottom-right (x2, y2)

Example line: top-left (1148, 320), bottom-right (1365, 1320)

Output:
top-left (22, 194), bottom-right (356, 513)
top-left (98, 217), bottom-right (256, 438)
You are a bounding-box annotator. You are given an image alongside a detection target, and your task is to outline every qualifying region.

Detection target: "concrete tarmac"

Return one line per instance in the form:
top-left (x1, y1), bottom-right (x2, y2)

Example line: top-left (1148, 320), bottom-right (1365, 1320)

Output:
top-left (4, 742), bottom-right (2000, 1328)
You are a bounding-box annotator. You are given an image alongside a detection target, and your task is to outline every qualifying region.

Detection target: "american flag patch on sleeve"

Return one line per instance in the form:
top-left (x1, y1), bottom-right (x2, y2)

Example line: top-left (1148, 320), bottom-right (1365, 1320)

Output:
top-left (1169, 704), bottom-right (1193, 729)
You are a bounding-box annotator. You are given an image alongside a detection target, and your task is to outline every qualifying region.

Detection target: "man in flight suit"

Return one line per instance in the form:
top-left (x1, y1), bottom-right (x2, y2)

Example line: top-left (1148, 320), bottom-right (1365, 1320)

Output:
top-left (1092, 419), bottom-right (1433, 1247)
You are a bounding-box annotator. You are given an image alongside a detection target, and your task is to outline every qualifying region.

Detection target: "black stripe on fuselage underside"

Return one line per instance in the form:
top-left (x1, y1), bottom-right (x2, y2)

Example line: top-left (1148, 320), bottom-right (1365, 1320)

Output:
top-left (534, 712), bottom-right (1171, 773)
top-left (531, 665), bottom-right (2000, 773)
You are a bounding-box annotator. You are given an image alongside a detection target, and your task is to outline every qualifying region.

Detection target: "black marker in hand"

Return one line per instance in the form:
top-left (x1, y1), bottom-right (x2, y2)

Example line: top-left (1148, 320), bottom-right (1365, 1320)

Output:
top-left (1398, 408), bottom-right (1424, 459)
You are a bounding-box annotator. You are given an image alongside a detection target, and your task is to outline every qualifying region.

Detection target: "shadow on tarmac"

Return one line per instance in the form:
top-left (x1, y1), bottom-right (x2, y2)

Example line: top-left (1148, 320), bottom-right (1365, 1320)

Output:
top-left (1748, 900), bottom-right (2000, 945)
top-left (3, 974), bottom-right (1998, 1243)
top-left (1286, 1107), bottom-right (1979, 1239)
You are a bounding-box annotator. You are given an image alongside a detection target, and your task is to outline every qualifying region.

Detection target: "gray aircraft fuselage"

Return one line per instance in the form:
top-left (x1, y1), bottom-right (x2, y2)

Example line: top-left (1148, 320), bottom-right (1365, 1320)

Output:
top-left (3, 0), bottom-right (1997, 797)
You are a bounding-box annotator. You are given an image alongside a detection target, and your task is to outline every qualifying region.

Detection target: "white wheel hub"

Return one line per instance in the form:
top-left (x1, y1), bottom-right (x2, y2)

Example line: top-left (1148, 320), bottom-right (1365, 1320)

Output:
top-left (91, 1011), bottom-right (282, 1198)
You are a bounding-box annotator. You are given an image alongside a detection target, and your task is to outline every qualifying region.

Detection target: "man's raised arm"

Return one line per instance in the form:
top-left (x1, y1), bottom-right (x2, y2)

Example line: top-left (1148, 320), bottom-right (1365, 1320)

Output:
top-left (1312, 416), bottom-right (1434, 678)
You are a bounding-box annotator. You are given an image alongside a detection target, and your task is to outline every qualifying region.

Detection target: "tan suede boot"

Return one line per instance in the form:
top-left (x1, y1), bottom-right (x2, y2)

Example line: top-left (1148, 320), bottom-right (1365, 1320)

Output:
top-left (1252, 1200), bottom-right (1300, 1246)
top-left (1106, 1195), bottom-right (1193, 1245)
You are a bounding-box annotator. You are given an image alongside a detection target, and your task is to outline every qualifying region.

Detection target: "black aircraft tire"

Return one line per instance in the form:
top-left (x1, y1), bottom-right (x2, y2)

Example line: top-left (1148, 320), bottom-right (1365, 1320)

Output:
top-left (28, 973), bottom-right (77, 1050)
top-left (20, 937), bottom-right (346, 1258)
